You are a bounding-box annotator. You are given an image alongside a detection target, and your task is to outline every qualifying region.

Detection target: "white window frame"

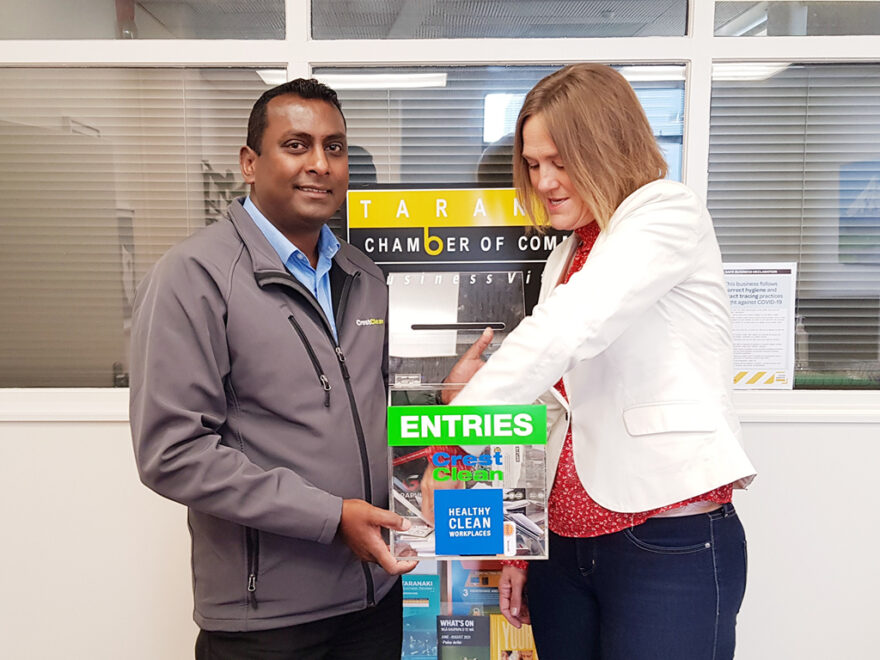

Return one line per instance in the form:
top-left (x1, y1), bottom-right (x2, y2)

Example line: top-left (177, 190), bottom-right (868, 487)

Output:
top-left (1, 0), bottom-right (879, 423)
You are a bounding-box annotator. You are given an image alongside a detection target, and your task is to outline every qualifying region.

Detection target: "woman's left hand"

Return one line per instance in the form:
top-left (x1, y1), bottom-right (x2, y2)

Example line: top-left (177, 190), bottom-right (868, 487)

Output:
top-left (499, 564), bottom-right (530, 628)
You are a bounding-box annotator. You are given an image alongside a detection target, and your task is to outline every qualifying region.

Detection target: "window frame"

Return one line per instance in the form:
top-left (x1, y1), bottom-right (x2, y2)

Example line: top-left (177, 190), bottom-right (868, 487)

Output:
top-left (1, 0), bottom-right (879, 420)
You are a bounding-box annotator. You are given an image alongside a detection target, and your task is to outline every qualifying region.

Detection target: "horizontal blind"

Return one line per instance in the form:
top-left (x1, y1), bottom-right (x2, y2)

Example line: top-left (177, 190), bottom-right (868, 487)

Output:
top-left (317, 65), bottom-right (683, 247)
top-left (0, 67), bottom-right (267, 386)
top-left (708, 63), bottom-right (880, 388)
top-left (314, 65), bottom-right (684, 188)
top-left (0, 64), bottom-right (683, 387)
top-left (316, 64), bottom-right (683, 388)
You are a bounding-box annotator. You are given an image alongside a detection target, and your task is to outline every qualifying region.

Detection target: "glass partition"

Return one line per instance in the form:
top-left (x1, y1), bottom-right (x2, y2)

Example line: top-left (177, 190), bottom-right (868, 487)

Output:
top-left (715, 1), bottom-right (880, 36)
top-left (313, 0), bottom-right (688, 39)
top-left (0, 67), bottom-right (268, 386)
top-left (708, 62), bottom-right (880, 388)
top-left (0, 0), bottom-right (284, 39)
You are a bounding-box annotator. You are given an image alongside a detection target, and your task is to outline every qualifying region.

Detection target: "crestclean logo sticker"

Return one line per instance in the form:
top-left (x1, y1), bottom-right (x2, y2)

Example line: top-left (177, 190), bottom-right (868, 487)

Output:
top-left (355, 318), bottom-right (385, 326)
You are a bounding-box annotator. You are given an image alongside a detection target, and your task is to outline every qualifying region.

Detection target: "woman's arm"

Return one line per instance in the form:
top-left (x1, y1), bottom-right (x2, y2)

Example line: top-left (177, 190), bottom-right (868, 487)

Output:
top-left (453, 182), bottom-right (707, 407)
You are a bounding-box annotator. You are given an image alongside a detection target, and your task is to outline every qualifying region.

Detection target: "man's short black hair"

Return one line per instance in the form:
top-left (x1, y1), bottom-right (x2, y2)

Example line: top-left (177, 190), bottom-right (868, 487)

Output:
top-left (247, 78), bottom-right (344, 154)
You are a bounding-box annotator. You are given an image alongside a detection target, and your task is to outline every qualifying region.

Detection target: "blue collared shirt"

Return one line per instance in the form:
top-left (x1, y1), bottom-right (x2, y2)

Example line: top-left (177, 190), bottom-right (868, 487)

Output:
top-left (243, 197), bottom-right (341, 342)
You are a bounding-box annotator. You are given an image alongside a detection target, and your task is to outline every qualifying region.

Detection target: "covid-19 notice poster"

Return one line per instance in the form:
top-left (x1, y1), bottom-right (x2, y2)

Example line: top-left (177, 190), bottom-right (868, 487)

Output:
top-left (724, 262), bottom-right (797, 389)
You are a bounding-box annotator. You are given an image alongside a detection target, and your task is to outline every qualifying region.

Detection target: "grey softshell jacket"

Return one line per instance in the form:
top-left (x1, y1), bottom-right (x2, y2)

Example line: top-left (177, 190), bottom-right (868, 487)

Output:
top-left (129, 199), bottom-right (395, 631)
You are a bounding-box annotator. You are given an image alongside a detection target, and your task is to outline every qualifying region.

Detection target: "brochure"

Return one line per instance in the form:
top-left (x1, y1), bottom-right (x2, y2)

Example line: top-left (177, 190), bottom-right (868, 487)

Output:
top-left (403, 574), bottom-right (442, 660)
top-left (448, 560), bottom-right (502, 616)
top-left (489, 614), bottom-right (539, 660)
top-left (437, 615), bottom-right (490, 660)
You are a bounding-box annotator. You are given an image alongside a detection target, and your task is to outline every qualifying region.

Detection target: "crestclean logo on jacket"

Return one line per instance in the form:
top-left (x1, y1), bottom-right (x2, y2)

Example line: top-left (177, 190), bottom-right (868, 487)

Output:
top-left (355, 318), bottom-right (384, 327)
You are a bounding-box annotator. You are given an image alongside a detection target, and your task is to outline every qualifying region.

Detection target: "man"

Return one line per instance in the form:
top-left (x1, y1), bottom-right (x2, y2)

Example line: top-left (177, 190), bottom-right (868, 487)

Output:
top-left (130, 78), bottom-right (416, 660)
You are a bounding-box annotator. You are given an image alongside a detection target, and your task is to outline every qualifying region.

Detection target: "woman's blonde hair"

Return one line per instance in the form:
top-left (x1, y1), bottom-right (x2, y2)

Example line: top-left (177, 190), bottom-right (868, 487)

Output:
top-left (513, 63), bottom-right (668, 230)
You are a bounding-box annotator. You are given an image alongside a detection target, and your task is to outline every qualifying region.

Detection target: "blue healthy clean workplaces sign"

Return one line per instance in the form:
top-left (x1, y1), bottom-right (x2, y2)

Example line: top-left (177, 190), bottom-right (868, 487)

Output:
top-left (433, 487), bottom-right (504, 556)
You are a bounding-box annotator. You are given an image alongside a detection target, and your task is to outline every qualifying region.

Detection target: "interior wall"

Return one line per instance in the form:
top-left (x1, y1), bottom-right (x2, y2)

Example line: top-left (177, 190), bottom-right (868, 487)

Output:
top-left (0, 413), bottom-right (875, 659)
top-left (734, 419), bottom-right (877, 659)
top-left (0, 420), bottom-right (196, 660)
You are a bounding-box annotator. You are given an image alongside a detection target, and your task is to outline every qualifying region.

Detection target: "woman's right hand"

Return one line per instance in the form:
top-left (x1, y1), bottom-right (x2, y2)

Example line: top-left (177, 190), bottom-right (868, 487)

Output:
top-left (440, 327), bottom-right (494, 404)
top-left (499, 564), bottom-right (530, 628)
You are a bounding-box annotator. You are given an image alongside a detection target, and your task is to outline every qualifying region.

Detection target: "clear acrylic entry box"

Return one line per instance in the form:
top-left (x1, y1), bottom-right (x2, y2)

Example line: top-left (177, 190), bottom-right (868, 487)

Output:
top-left (388, 394), bottom-right (548, 560)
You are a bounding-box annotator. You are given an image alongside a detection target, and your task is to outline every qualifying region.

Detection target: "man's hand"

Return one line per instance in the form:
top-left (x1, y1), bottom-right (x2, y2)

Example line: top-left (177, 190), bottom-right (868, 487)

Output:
top-left (338, 499), bottom-right (418, 575)
top-left (499, 565), bottom-right (530, 628)
top-left (441, 327), bottom-right (494, 404)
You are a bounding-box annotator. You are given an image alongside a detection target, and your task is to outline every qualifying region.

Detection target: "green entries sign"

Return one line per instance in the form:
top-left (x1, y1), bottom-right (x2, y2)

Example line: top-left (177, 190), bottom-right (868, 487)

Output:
top-left (387, 404), bottom-right (547, 447)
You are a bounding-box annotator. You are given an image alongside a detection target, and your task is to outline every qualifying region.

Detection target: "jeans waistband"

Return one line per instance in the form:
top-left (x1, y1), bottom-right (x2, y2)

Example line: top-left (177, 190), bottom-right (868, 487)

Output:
top-left (707, 501), bottom-right (737, 520)
top-left (653, 500), bottom-right (722, 518)
top-left (651, 500), bottom-right (736, 520)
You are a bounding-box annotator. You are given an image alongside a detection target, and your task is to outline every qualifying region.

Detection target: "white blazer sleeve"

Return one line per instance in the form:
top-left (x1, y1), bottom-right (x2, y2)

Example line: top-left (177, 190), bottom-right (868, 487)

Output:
top-left (454, 181), bottom-right (706, 406)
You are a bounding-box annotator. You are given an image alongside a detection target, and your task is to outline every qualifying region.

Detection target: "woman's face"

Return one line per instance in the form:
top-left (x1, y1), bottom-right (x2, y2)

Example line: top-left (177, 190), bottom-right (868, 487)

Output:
top-left (521, 113), bottom-right (594, 231)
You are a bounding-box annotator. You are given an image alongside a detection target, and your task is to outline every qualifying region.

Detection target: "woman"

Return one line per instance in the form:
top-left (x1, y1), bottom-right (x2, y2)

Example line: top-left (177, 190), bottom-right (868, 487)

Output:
top-left (448, 64), bottom-right (756, 659)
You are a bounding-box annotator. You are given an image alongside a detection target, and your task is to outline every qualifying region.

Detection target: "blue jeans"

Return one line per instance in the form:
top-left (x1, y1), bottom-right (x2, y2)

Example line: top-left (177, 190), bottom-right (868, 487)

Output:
top-left (527, 503), bottom-right (747, 660)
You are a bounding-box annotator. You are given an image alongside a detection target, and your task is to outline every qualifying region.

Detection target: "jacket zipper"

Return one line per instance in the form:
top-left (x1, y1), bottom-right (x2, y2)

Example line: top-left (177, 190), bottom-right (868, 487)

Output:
top-left (330, 273), bottom-right (371, 500)
top-left (245, 527), bottom-right (260, 609)
top-left (361, 563), bottom-right (376, 607)
top-left (332, 343), bottom-right (372, 502)
top-left (331, 273), bottom-right (376, 607)
top-left (258, 269), bottom-right (376, 606)
top-left (337, 271), bottom-right (358, 326)
top-left (288, 315), bottom-right (332, 407)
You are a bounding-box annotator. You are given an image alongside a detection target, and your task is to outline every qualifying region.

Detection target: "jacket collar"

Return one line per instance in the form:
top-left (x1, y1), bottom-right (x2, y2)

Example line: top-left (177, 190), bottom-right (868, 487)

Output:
top-left (539, 233), bottom-right (579, 301)
top-left (225, 197), bottom-right (358, 277)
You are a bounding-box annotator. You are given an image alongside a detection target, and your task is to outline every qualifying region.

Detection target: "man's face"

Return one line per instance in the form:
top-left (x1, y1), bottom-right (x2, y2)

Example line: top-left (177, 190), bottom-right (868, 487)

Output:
top-left (241, 95), bottom-right (348, 237)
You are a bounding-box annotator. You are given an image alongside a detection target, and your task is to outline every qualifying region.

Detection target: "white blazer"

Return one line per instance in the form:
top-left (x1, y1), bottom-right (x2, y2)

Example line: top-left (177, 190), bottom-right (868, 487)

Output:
top-left (454, 180), bottom-right (756, 512)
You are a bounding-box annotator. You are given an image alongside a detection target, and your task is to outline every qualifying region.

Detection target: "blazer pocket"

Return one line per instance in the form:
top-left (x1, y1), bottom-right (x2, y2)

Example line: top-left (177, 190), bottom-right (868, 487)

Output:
top-left (623, 401), bottom-right (717, 436)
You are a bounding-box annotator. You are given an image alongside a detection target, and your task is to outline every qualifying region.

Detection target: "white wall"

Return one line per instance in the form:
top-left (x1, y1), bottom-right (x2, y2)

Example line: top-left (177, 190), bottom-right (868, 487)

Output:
top-left (0, 408), bottom-right (196, 659)
top-left (0, 390), bottom-right (877, 659)
top-left (734, 418), bottom-right (878, 659)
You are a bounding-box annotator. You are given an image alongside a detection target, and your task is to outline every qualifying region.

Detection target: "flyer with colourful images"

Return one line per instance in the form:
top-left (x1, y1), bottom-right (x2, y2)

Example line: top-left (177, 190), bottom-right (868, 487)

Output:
top-left (448, 560), bottom-right (502, 616)
top-left (489, 614), bottom-right (539, 660)
top-left (403, 574), bottom-right (441, 660)
top-left (388, 403), bottom-right (548, 559)
top-left (437, 615), bottom-right (490, 660)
